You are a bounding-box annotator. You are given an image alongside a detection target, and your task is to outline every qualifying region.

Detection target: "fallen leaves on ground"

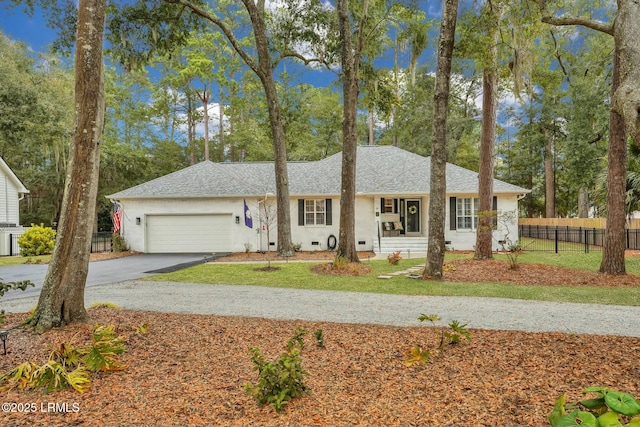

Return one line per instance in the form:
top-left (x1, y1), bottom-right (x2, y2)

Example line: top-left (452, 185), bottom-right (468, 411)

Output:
top-left (1, 307), bottom-right (638, 427)
top-left (442, 257), bottom-right (640, 287)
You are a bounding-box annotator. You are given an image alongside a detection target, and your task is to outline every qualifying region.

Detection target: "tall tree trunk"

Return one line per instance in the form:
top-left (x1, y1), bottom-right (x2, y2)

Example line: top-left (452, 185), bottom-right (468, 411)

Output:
top-left (219, 87), bottom-right (224, 160)
top-left (526, 173), bottom-right (534, 217)
top-left (600, 43), bottom-right (627, 275)
top-left (474, 61), bottom-right (498, 259)
top-left (187, 94), bottom-right (196, 165)
top-left (409, 54), bottom-right (418, 87)
top-left (392, 36), bottom-right (399, 147)
top-left (200, 89), bottom-right (210, 161)
top-left (244, 0), bottom-right (294, 257)
top-left (30, 0), bottom-right (106, 333)
top-left (543, 127), bottom-right (556, 218)
top-left (229, 55), bottom-right (239, 162)
top-left (424, 0), bottom-right (458, 279)
top-left (179, 0), bottom-right (294, 255)
top-left (259, 72), bottom-right (294, 256)
top-left (611, 0), bottom-right (640, 149)
top-left (475, 9), bottom-right (500, 261)
top-left (368, 109), bottom-right (375, 145)
top-left (578, 187), bottom-right (590, 218)
top-left (335, 0), bottom-right (362, 263)
top-left (534, 0), bottom-right (637, 273)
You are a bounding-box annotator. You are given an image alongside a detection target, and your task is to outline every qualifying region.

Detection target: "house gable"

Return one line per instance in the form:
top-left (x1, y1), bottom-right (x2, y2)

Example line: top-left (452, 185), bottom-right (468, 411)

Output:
top-left (0, 157), bottom-right (29, 226)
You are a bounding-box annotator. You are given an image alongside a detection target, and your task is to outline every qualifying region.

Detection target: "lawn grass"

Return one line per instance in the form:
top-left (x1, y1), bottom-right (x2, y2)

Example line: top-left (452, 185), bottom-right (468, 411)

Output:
top-left (0, 255), bottom-right (50, 266)
top-left (517, 251), bottom-right (640, 275)
top-left (146, 251), bottom-right (640, 306)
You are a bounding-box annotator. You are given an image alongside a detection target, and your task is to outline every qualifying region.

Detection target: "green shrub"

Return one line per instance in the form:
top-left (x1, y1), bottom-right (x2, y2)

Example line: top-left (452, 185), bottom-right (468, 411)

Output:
top-left (17, 224), bottom-right (56, 256)
top-left (0, 280), bottom-right (34, 323)
top-left (112, 233), bottom-right (127, 252)
top-left (245, 329), bottom-right (310, 412)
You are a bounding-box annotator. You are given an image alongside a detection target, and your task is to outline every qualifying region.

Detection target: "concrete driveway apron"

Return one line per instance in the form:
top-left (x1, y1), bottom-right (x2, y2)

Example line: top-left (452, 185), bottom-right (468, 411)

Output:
top-left (0, 253), bottom-right (220, 301)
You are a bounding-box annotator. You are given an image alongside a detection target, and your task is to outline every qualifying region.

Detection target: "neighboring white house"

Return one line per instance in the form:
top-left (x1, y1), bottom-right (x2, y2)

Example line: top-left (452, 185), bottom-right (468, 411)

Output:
top-left (0, 157), bottom-right (29, 256)
top-left (107, 145), bottom-right (529, 254)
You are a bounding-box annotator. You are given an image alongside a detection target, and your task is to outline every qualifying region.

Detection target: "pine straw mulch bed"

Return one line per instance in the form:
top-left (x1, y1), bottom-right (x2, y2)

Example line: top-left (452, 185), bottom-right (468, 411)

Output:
top-left (1, 309), bottom-right (639, 427)
top-left (0, 255), bottom-right (639, 426)
top-left (441, 257), bottom-right (640, 287)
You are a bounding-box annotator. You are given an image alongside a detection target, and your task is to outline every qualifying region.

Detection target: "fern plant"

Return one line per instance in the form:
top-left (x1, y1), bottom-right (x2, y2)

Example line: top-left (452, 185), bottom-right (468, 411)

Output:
top-left (0, 361), bottom-right (39, 391)
top-left (444, 320), bottom-right (471, 345)
top-left (404, 345), bottom-right (431, 366)
top-left (406, 313), bottom-right (472, 366)
top-left (32, 361), bottom-right (91, 394)
top-left (49, 339), bottom-right (83, 368)
top-left (0, 323), bottom-right (126, 394)
top-left (88, 302), bottom-right (121, 310)
top-left (82, 324), bottom-right (126, 372)
top-left (0, 360), bottom-right (91, 394)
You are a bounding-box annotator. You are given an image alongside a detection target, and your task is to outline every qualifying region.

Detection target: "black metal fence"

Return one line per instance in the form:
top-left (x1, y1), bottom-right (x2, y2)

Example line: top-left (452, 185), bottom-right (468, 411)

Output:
top-left (8, 231), bottom-right (113, 256)
top-left (518, 224), bottom-right (640, 253)
top-left (9, 233), bottom-right (19, 256)
top-left (91, 232), bottom-right (113, 253)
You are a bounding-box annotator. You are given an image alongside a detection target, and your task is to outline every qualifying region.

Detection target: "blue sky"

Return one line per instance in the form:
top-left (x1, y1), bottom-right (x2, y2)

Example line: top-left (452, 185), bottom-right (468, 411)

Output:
top-left (0, 1), bottom-right (448, 143)
top-left (0, 6), bottom-right (55, 51)
top-left (0, 1), bottom-right (442, 70)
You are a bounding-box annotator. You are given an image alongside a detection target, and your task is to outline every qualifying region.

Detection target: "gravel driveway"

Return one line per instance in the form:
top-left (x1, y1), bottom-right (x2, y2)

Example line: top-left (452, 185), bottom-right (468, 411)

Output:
top-left (1, 280), bottom-right (639, 337)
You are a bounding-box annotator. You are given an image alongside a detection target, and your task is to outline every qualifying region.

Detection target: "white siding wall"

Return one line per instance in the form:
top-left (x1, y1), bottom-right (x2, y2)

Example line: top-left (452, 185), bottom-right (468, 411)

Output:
top-left (287, 197), bottom-right (375, 252)
top-left (119, 194), bottom-right (520, 253)
top-left (0, 173), bottom-right (21, 226)
top-left (444, 194), bottom-right (520, 251)
top-left (119, 198), bottom-right (258, 253)
top-left (120, 196), bottom-right (380, 253)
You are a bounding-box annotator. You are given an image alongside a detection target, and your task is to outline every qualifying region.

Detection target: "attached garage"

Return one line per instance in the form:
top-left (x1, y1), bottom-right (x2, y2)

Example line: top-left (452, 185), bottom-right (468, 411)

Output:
top-left (145, 214), bottom-right (233, 253)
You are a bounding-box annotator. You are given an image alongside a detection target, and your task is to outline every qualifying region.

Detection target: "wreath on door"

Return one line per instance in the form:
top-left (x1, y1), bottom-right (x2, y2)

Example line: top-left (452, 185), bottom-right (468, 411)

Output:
top-left (408, 205), bottom-right (418, 215)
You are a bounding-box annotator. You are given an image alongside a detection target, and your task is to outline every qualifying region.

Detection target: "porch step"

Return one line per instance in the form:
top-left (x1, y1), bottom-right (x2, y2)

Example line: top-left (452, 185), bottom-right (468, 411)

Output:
top-left (374, 237), bottom-right (428, 256)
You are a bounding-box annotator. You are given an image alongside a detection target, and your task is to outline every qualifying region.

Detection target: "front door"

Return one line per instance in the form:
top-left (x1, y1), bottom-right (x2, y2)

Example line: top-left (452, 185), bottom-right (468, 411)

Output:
top-left (405, 199), bottom-right (421, 236)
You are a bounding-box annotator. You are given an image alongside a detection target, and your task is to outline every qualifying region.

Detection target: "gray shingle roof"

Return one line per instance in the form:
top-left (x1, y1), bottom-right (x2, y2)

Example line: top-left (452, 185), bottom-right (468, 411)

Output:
top-left (108, 145), bottom-right (528, 199)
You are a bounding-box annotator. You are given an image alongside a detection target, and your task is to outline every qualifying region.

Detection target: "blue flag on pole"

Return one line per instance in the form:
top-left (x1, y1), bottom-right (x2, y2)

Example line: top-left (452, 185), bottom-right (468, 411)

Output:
top-left (244, 199), bottom-right (253, 228)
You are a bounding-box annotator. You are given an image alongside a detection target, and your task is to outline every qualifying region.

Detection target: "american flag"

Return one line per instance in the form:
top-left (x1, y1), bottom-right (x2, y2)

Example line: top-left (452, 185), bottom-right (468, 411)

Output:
top-left (113, 203), bottom-right (123, 234)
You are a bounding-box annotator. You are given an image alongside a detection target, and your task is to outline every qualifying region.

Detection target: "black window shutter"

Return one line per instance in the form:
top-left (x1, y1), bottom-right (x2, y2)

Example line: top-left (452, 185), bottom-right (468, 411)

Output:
top-left (325, 199), bottom-right (332, 225)
top-left (380, 198), bottom-right (385, 212)
top-left (450, 197), bottom-right (457, 230)
top-left (492, 196), bottom-right (498, 228)
top-left (298, 199), bottom-right (305, 226)
top-left (393, 198), bottom-right (398, 213)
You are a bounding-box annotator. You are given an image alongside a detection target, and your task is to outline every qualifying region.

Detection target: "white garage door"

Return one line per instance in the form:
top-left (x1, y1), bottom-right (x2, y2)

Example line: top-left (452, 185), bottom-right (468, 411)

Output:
top-left (146, 214), bottom-right (232, 253)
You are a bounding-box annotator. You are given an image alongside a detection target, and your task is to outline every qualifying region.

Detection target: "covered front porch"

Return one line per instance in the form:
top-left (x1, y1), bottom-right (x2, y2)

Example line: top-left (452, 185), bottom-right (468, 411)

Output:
top-left (376, 196), bottom-right (426, 238)
top-left (372, 196), bottom-right (428, 255)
